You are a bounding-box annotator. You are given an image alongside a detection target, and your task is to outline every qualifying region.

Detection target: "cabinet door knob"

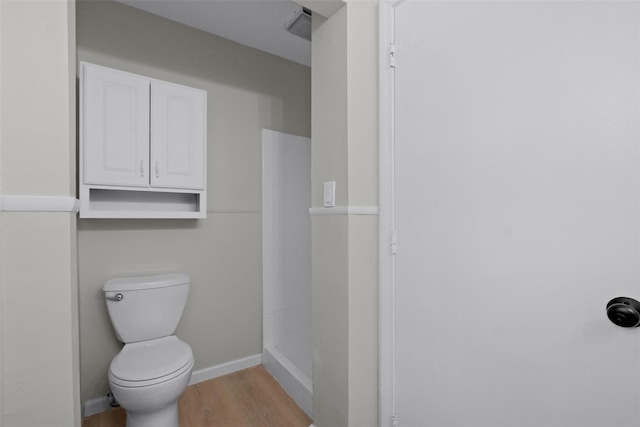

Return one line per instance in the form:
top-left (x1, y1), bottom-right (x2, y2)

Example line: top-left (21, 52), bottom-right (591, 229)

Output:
top-left (156, 160), bottom-right (160, 178)
top-left (140, 160), bottom-right (145, 177)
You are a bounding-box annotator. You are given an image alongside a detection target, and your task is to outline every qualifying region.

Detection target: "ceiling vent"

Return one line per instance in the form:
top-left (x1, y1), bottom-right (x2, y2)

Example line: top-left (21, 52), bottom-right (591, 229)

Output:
top-left (285, 7), bottom-right (311, 41)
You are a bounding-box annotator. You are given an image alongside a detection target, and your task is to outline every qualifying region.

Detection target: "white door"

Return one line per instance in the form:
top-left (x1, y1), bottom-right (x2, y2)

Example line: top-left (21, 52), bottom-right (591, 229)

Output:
top-left (150, 81), bottom-right (206, 190)
top-left (393, 2), bottom-right (640, 426)
top-left (82, 63), bottom-right (150, 187)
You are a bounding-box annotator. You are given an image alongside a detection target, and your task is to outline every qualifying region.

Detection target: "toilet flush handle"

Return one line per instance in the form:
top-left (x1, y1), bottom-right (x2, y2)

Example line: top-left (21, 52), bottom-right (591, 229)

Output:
top-left (106, 293), bottom-right (124, 302)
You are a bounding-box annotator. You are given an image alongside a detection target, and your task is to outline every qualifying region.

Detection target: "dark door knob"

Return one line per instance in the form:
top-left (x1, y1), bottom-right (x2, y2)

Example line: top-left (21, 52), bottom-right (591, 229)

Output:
top-left (606, 297), bottom-right (640, 327)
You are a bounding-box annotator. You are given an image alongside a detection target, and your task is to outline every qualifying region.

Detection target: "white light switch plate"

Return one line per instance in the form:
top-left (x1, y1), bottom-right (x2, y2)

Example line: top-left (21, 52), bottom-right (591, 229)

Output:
top-left (323, 181), bottom-right (336, 207)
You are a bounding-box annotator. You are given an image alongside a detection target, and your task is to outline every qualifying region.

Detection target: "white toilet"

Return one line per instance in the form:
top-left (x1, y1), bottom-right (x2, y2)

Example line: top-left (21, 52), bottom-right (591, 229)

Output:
top-left (103, 273), bottom-right (194, 427)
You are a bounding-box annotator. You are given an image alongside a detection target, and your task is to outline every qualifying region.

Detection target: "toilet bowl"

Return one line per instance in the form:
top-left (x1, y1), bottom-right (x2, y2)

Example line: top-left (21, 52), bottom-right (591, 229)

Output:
top-left (103, 274), bottom-right (194, 427)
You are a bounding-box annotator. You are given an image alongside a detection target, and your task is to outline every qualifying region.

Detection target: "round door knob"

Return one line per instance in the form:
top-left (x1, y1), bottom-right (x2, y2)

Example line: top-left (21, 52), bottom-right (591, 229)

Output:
top-left (606, 297), bottom-right (640, 327)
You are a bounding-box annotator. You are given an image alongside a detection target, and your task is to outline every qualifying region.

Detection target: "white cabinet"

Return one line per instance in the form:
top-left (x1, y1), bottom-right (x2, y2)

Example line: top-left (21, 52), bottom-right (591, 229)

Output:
top-left (79, 62), bottom-right (206, 218)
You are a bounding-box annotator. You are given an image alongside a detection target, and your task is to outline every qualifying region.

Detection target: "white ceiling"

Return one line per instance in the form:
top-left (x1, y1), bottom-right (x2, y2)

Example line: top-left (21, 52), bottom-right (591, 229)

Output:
top-left (116, 0), bottom-right (311, 67)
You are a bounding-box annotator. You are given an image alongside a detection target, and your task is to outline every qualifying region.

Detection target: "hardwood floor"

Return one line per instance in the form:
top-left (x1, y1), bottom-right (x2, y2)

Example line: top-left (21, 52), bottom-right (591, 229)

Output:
top-left (82, 365), bottom-right (312, 427)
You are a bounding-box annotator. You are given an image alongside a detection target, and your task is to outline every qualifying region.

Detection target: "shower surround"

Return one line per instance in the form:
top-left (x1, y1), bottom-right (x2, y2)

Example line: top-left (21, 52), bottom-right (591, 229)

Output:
top-left (262, 129), bottom-right (312, 417)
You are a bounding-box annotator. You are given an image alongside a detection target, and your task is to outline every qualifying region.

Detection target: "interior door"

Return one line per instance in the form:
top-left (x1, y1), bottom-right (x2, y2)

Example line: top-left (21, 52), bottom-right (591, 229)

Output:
top-left (393, 2), bottom-right (640, 426)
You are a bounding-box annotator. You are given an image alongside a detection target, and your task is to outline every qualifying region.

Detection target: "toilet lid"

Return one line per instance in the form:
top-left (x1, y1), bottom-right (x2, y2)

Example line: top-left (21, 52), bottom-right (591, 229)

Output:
top-left (110, 336), bottom-right (193, 383)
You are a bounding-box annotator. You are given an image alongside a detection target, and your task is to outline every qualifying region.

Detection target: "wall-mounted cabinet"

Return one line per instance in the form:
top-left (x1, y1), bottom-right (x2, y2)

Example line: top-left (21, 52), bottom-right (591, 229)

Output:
top-left (79, 62), bottom-right (206, 218)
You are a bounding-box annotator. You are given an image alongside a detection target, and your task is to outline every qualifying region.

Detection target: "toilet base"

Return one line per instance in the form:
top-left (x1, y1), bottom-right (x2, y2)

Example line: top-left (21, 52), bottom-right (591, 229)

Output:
top-left (108, 339), bottom-right (194, 427)
top-left (125, 401), bottom-right (179, 427)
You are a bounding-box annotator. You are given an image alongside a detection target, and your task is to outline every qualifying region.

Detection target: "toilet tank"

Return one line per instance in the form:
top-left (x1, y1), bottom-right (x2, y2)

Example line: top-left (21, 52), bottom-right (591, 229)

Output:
top-left (103, 273), bottom-right (190, 343)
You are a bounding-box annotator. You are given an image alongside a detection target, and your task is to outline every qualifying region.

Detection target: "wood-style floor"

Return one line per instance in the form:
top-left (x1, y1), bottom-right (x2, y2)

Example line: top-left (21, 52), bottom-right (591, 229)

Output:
top-left (82, 365), bottom-right (312, 427)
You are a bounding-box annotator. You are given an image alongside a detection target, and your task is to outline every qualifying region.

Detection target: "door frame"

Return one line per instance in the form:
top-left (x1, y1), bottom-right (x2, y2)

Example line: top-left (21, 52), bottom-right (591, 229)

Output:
top-left (378, 1), bottom-right (400, 426)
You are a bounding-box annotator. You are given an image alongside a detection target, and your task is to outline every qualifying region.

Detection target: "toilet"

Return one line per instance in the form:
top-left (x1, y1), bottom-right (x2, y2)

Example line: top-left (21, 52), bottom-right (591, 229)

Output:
top-left (103, 273), bottom-right (194, 427)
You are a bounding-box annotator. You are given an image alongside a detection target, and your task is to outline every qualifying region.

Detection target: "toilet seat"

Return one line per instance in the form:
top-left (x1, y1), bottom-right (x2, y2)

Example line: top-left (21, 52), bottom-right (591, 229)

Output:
top-left (109, 336), bottom-right (193, 388)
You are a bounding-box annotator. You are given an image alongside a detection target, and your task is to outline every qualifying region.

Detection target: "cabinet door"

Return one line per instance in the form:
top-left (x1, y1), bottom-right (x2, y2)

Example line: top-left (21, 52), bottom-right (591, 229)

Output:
top-left (83, 64), bottom-right (150, 187)
top-left (150, 81), bottom-right (206, 190)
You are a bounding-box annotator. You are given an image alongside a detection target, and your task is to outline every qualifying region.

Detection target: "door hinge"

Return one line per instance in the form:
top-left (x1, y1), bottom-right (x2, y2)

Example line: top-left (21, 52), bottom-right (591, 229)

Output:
top-left (391, 413), bottom-right (398, 427)
top-left (390, 43), bottom-right (396, 68)
top-left (390, 230), bottom-right (398, 255)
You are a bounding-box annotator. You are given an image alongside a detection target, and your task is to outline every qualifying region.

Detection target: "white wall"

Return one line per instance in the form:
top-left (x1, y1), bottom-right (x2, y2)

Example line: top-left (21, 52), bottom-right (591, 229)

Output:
top-left (310, 8), bottom-right (350, 426)
top-left (309, 1), bottom-right (378, 426)
top-left (76, 0), bottom-right (310, 406)
top-left (0, 0), bottom-right (80, 425)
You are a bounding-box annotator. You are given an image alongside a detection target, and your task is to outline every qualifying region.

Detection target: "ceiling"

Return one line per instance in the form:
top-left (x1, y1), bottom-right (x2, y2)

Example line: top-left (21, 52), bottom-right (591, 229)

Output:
top-left (116, 0), bottom-right (311, 67)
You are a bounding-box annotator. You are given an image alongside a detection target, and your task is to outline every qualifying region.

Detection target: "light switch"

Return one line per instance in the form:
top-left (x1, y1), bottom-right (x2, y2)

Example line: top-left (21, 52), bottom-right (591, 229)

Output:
top-left (323, 181), bottom-right (336, 207)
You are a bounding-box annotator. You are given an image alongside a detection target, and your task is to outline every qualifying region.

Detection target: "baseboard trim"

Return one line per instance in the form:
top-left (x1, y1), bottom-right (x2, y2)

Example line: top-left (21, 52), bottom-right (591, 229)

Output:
top-left (188, 353), bottom-right (263, 386)
top-left (82, 396), bottom-right (112, 418)
top-left (263, 345), bottom-right (312, 418)
top-left (82, 353), bottom-right (263, 418)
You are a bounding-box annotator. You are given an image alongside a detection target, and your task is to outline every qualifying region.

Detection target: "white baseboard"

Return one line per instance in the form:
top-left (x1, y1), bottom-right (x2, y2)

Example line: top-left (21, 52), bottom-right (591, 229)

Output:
top-left (263, 345), bottom-right (312, 418)
top-left (83, 396), bottom-right (113, 418)
top-left (188, 353), bottom-right (262, 385)
top-left (82, 353), bottom-right (263, 418)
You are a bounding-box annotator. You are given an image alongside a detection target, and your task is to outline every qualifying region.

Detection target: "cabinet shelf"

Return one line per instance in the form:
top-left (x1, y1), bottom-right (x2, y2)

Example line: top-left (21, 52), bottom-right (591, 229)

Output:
top-left (80, 187), bottom-right (206, 219)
